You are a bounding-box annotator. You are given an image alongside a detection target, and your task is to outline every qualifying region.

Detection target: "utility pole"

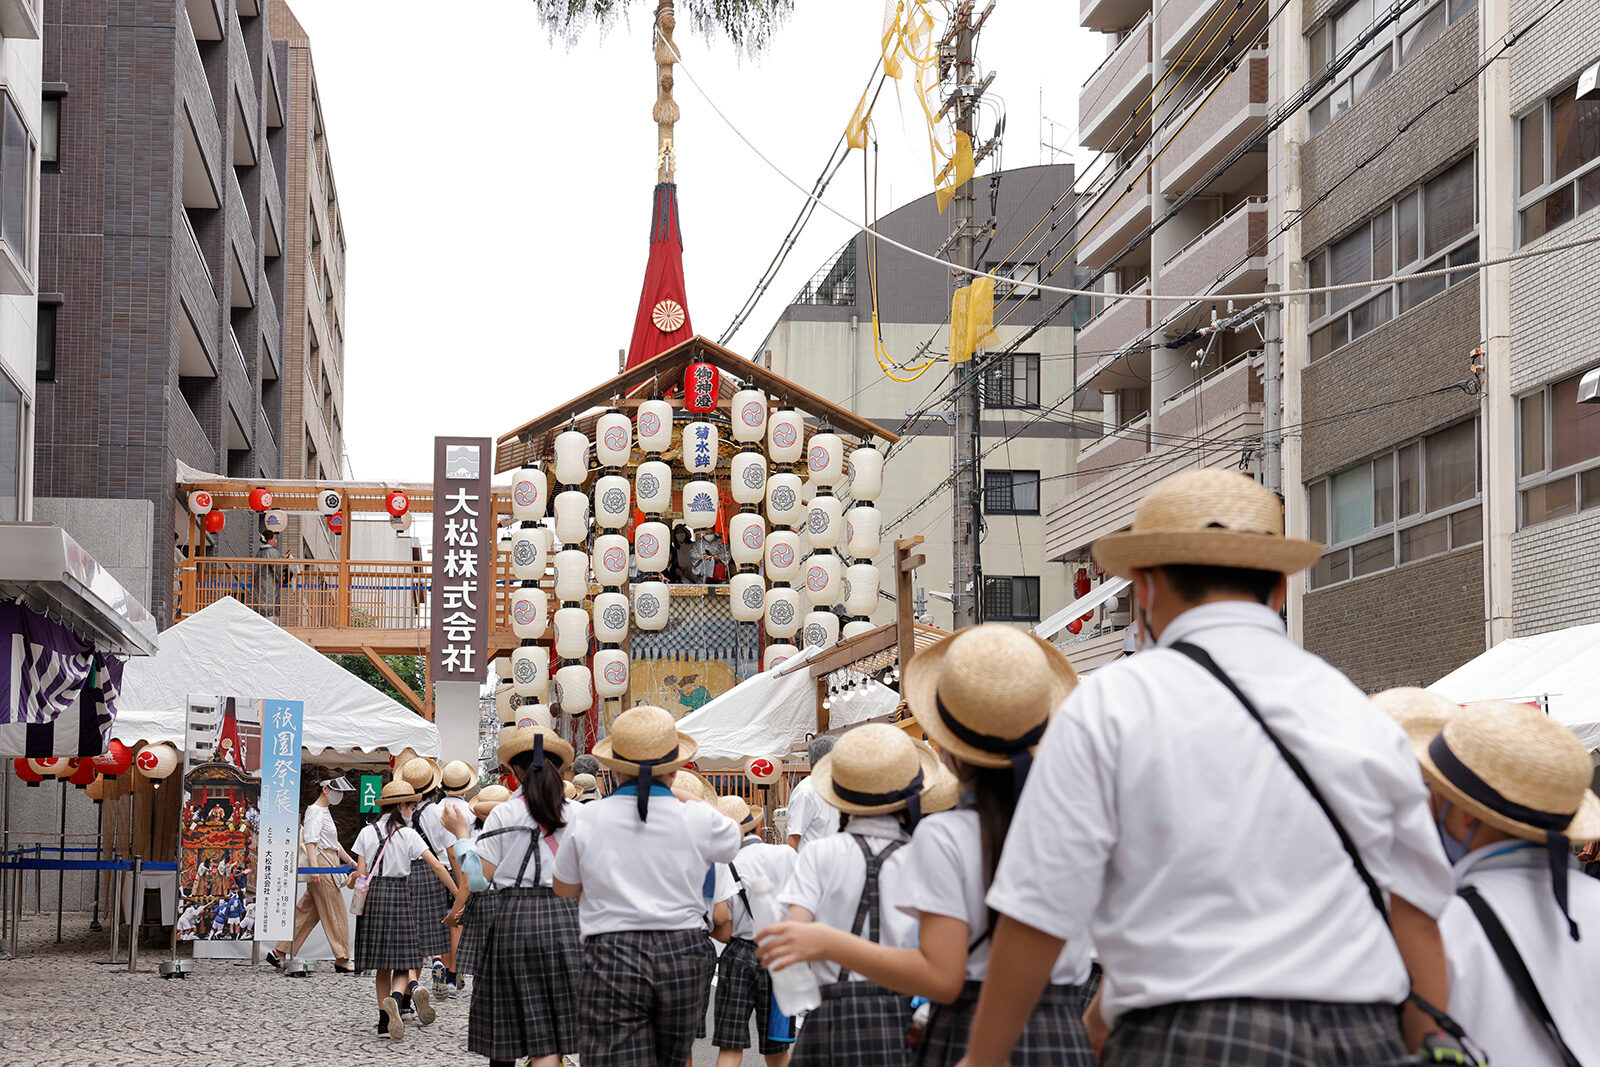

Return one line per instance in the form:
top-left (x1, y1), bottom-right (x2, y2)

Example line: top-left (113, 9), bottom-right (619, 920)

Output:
top-left (1261, 296), bottom-right (1283, 496)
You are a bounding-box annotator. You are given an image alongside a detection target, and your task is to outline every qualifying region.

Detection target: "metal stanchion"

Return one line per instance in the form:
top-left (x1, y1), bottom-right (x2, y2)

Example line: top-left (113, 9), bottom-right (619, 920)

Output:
top-left (127, 856), bottom-right (142, 974)
top-left (55, 783), bottom-right (66, 943)
top-left (89, 816), bottom-right (104, 933)
top-left (104, 859), bottom-right (123, 965)
top-left (8, 863), bottom-right (20, 959)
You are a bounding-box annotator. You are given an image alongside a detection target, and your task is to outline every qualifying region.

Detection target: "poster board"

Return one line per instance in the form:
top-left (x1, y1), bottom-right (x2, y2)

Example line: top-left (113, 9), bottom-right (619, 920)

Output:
top-left (178, 696), bottom-right (263, 948)
top-left (256, 699), bottom-right (305, 942)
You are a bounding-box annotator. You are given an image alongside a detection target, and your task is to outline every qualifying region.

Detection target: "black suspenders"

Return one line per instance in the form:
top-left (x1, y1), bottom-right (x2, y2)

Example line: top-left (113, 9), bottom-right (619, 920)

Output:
top-left (475, 824), bottom-right (545, 888)
top-left (835, 833), bottom-right (905, 983)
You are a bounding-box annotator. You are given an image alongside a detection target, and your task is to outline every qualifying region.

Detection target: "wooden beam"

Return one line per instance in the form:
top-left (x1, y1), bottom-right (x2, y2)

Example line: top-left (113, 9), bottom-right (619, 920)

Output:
top-left (806, 622), bottom-right (898, 678)
top-left (896, 537), bottom-right (927, 679)
top-left (360, 646), bottom-right (425, 714)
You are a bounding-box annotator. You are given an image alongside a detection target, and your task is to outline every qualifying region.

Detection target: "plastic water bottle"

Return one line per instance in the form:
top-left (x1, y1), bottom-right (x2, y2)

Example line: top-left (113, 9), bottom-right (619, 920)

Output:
top-left (745, 874), bottom-right (822, 1016)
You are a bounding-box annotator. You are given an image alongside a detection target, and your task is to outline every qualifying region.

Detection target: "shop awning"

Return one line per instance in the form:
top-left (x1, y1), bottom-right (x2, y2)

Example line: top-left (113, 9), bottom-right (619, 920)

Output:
top-left (1429, 623), bottom-right (1600, 752)
top-left (0, 523), bottom-right (157, 656)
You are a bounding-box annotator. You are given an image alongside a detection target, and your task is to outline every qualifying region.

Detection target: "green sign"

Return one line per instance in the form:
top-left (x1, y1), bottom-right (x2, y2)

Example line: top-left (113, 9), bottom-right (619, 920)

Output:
top-left (359, 775), bottom-right (383, 813)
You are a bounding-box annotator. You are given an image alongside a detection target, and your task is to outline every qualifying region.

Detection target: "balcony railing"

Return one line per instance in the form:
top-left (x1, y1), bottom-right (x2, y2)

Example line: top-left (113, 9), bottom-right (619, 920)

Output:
top-left (1159, 46), bottom-right (1270, 196)
top-left (1078, 278), bottom-right (1151, 360)
top-left (1157, 0), bottom-right (1266, 62)
top-left (1160, 351), bottom-right (1264, 438)
top-left (1078, 162), bottom-right (1153, 268)
top-left (1081, 0), bottom-right (1152, 33)
top-left (1159, 197), bottom-right (1269, 300)
top-left (1080, 16), bottom-right (1153, 151)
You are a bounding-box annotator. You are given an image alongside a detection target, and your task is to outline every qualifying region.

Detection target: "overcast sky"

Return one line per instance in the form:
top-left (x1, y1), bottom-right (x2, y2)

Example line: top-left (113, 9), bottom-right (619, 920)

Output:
top-left (287, 1), bottom-right (1103, 482)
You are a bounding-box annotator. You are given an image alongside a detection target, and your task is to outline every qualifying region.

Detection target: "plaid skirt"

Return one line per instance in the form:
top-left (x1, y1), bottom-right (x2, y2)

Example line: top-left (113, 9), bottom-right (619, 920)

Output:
top-left (353, 876), bottom-right (419, 972)
top-left (712, 936), bottom-right (790, 1054)
top-left (454, 891), bottom-right (498, 978)
top-left (791, 980), bottom-right (914, 1067)
top-left (467, 887), bottom-right (582, 1061)
top-left (409, 866), bottom-right (452, 956)
top-left (578, 928), bottom-right (716, 1067)
top-left (1103, 999), bottom-right (1410, 1067)
top-left (917, 980), bottom-right (1094, 1067)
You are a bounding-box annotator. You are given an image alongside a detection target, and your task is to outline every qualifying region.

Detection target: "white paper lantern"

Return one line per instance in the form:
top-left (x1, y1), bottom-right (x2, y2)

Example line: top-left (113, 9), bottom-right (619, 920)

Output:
top-left (511, 526), bottom-right (549, 580)
top-left (316, 488), bottom-right (341, 516)
top-left (187, 490), bottom-right (213, 516)
top-left (766, 473), bottom-right (804, 527)
top-left (495, 656), bottom-right (514, 681)
top-left (554, 664), bottom-right (593, 716)
top-left (806, 494), bottom-right (844, 549)
top-left (510, 587), bottom-right (549, 639)
top-left (593, 591), bottom-right (630, 642)
top-left (807, 432), bottom-right (845, 487)
top-left (511, 645), bottom-right (550, 699)
top-left (802, 610), bottom-right (841, 652)
top-left (511, 468), bottom-right (548, 521)
top-left (843, 620), bottom-right (878, 640)
top-left (845, 506), bottom-right (882, 560)
top-left (133, 744), bottom-right (180, 780)
top-left (553, 430), bottom-right (590, 486)
top-left (515, 704), bottom-right (554, 730)
top-left (729, 572), bottom-right (766, 622)
top-left (765, 530), bottom-right (802, 583)
top-left (595, 412), bottom-right (633, 467)
top-left (767, 409), bottom-right (804, 463)
top-left (263, 509), bottom-right (289, 535)
top-left (682, 480), bottom-right (719, 531)
top-left (848, 447), bottom-right (884, 502)
top-left (764, 586), bottom-right (803, 639)
top-left (593, 534), bottom-right (630, 587)
top-left (633, 581), bottom-right (670, 631)
top-left (594, 474), bottom-right (631, 530)
top-left (635, 460), bottom-right (672, 514)
top-left (593, 649), bottom-right (630, 698)
top-left (731, 389), bottom-right (767, 443)
top-left (554, 550), bottom-right (590, 602)
top-left (554, 606), bottom-right (590, 659)
top-left (844, 563), bottom-right (881, 616)
top-left (636, 399), bottom-right (673, 453)
top-left (729, 513), bottom-right (766, 565)
top-left (804, 553), bottom-right (843, 606)
top-left (763, 643), bottom-right (798, 673)
top-left (683, 421), bottom-right (719, 475)
top-left (553, 490), bottom-right (589, 546)
top-left (634, 520), bottom-right (671, 573)
top-left (731, 452), bottom-right (767, 504)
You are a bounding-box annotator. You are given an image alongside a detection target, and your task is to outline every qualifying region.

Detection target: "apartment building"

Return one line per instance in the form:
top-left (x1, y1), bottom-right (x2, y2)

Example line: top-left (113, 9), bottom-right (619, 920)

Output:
top-left (0, 0), bottom-right (40, 526)
top-left (763, 163), bottom-right (1086, 631)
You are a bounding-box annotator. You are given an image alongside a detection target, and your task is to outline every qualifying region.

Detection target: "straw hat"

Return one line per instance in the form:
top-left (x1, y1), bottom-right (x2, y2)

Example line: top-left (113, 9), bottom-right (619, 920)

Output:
top-left (572, 773), bottom-right (601, 802)
top-left (497, 725), bottom-right (575, 772)
top-left (376, 780), bottom-right (422, 807)
top-left (717, 794), bottom-right (765, 831)
top-left (440, 760), bottom-right (477, 796)
top-left (1417, 699), bottom-right (1600, 845)
top-left (809, 723), bottom-right (943, 817)
top-left (1372, 687), bottom-right (1459, 754)
top-left (593, 705), bottom-right (697, 779)
top-left (905, 624), bottom-right (1077, 769)
top-left (400, 756), bottom-right (442, 794)
top-left (393, 747), bottom-right (420, 769)
top-left (922, 764), bottom-right (961, 815)
top-left (471, 784), bottom-right (512, 819)
top-left (563, 781), bottom-right (578, 801)
top-left (1092, 469), bottom-right (1322, 579)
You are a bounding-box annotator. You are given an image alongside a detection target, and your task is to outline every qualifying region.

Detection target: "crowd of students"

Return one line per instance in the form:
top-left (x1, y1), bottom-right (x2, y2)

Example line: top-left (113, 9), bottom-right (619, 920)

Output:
top-left (327, 469), bottom-right (1598, 1067)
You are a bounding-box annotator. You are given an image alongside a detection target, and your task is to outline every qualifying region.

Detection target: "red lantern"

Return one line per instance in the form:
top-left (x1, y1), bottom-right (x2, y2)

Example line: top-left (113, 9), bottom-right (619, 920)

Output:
top-left (68, 761), bottom-right (96, 787)
top-left (1066, 620), bottom-right (1083, 635)
top-left (204, 510), bottom-right (226, 534)
top-left (385, 490), bottom-right (410, 518)
top-left (248, 487), bottom-right (273, 511)
top-left (327, 512), bottom-right (343, 535)
top-left (498, 773), bottom-right (516, 791)
top-left (13, 759), bottom-right (41, 785)
top-left (1074, 567), bottom-right (1091, 600)
top-left (683, 362), bottom-right (720, 414)
top-left (90, 739), bottom-right (132, 776)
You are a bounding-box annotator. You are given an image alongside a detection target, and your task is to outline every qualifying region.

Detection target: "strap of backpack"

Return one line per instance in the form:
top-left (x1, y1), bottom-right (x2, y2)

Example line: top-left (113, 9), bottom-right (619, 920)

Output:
top-left (1458, 886), bottom-right (1584, 1067)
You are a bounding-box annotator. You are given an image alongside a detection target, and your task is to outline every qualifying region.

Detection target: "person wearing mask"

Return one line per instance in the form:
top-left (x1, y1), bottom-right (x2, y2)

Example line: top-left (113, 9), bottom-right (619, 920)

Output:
top-left (352, 779), bottom-right (460, 1041)
top-left (785, 735), bottom-right (839, 851)
top-left (266, 775), bottom-right (357, 972)
top-left (962, 470), bottom-right (1458, 1067)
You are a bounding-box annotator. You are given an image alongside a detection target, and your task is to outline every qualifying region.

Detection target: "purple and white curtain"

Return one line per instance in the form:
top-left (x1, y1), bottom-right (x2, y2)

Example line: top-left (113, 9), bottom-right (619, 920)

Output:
top-left (0, 602), bottom-right (124, 758)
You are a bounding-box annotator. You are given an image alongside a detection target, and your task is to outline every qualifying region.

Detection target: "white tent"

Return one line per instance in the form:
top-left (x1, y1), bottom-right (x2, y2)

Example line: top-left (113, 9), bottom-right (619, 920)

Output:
top-left (112, 596), bottom-right (439, 765)
top-left (1428, 622), bottom-right (1600, 752)
top-left (675, 645), bottom-right (900, 766)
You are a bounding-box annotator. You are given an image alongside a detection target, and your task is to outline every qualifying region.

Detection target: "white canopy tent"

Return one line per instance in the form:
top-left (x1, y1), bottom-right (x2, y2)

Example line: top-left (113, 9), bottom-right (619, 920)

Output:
top-left (112, 596), bottom-right (439, 765)
top-left (676, 645), bottom-right (899, 767)
top-left (1428, 622), bottom-right (1600, 753)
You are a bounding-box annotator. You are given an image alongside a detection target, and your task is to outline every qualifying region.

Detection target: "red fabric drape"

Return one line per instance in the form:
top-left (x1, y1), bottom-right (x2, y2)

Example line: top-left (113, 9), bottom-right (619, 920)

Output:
top-left (625, 184), bottom-right (694, 371)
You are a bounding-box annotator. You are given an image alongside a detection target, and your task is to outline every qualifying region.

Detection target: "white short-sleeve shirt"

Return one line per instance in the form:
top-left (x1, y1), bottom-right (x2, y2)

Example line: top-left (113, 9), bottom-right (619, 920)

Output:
top-left (779, 817), bottom-right (918, 984)
top-left (416, 797), bottom-right (469, 862)
top-left (475, 798), bottom-right (577, 889)
top-left (785, 778), bottom-right (840, 850)
top-left (301, 803), bottom-right (340, 852)
top-left (987, 602), bottom-right (1454, 1025)
top-left (726, 836), bottom-right (798, 940)
top-left (551, 789), bottom-right (742, 937)
top-left (354, 817), bottom-right (430, 878)
top-left (901, 810), bottom-right (1092, 985)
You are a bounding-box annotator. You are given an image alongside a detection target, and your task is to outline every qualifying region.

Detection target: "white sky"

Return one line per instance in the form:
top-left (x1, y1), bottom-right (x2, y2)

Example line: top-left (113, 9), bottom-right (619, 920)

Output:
top-left (287, 1), bottom-right (1103, 481)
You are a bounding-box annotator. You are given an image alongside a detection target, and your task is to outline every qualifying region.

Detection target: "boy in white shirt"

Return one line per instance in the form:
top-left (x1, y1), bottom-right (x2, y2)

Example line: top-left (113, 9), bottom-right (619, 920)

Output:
top-left (711, 795), bottom-right (797, 1067)
top-left (784, 735), bottom-right (838, 851)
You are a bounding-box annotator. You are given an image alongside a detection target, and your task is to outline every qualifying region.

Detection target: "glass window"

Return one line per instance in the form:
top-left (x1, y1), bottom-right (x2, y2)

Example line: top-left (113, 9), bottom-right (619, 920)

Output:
top-left (1520, 107), bottom-right (1544, 196)
top-left (40, 97), bottom-right (58, 167)
top-left (983, 576), bottom-right (1040, 622)
top-left (1582, 467), bottom-right (1600, 510)
top-left (1401, 4), bottom-right (1445, 62)
top-left (1350, 290), bottom-right (1392, 340)
top-left (1399, 516), bottom-right (1449, 562)
top-left (1329, 225), bottom-right (1373, 312)
top-left (1397, 194), bottom-right (1420, 266)
top-left (1333, 0), bottom-right (1374, 51)
top-left (0, 94), bottom-right (32, 259)
top-left (1519, 391), bottom-right (1545, 477)
top-left (1449, 240), bottom-right (1480, 286)
top-left (1309, 24), bottom-right (1330, 76)
top-left (1331, 464), bottom-right (1375, 542)
top-left (0, 369), bottom-right (18, 521)
top-left (1308, 480), bottom-right (1328, 542)
top-left (1424, 156), bottom-right (1475, 254)
top-left (1401, 266), bottom-right (1448, 312)
top-left (1398, 442), bottom-right (1421, 516)
top-left (984, 470), bottom-right (1040, 515)
top-left (1352, 536), bottom-right (1394, 576)
top-left (35, 303), bottom-right (55, 382)
top-left (1354, 50), bottom-right (1393, 98)
top-left (1523, 478), bottom-right (1577, 524)
top-left (1372, 209), bottom-right (1393, 280)
top-left (1425, 421), bottom-right (1476, 510)
top-left (1373, 453), bottom-right (1395, 525)
top-left (1522, 184), bottom-right (1575, 242)
top-left (1308, 253), bottom-right (1327, 320)
top-left (1448, 0), bottom-right (1476, 18)
top-left (984, 354), bottom-right (1041, 408)
top-left (1451, 505), bottom-right (1482, 546)
top-left (1552, 372), bottom-right (1600, 470)
top-left (1550, 86), bottom-right (1600, 184)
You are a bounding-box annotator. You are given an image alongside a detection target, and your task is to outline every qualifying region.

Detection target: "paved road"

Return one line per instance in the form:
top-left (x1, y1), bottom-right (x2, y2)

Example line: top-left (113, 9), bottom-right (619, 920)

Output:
top-left (0, 914), bottom-right (764, 1066)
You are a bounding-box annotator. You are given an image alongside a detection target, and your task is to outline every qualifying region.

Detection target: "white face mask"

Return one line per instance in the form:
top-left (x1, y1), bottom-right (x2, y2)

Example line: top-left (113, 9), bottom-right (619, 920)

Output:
top-left (326, 791), bottom-right (344, 806)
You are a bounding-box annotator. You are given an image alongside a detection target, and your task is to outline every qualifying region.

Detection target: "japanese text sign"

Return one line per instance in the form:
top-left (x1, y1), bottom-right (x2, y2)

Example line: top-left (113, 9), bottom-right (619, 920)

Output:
top-left (430, 437), bottom-right (492, 683)
top-left (255, 699), bottom-right (304, 942)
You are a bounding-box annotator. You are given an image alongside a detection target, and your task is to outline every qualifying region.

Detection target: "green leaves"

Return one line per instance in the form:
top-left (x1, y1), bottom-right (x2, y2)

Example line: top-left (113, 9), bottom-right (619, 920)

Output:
top-left (530, 0), bottom-right (795, 53)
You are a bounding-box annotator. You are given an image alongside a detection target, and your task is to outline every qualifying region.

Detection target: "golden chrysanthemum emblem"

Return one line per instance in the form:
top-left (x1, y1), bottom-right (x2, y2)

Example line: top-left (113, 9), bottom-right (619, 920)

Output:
top-left (652, 299), bottom-right (686, 332)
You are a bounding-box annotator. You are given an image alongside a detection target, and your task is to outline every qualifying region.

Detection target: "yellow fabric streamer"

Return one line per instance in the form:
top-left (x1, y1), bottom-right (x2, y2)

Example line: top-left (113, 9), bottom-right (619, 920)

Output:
top-left (948, 277), bottom-right (996, 364)
top-left (935, 132), bottom-right (975, 214)
top-left (846, 83), bottom-right (872, 151)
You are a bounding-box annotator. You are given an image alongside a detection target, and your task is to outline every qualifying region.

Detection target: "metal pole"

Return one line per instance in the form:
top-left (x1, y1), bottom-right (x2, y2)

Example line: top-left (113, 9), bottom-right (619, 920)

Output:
top-left (1262, 298), bottom-right (1283, 496)
top-left (7, 864), bottom-right (18, 958)
top-left (127, 856), bottom-right (142, 973)
top-left (89, 812), bottom-right (103, 933)
top-left (107, 863), bottom-right (122, 963)
top-left (1, 767), bottom-right (9, 940)
top-left (55, 780), bottom-right (66, 943)
top-left (950, 0), bottom-right (982, 629)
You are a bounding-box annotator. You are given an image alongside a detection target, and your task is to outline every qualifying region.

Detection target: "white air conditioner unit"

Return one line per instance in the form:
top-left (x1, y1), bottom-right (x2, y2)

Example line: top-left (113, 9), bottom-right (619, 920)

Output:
top-left (1580, 367), bottom-right (1600, 405)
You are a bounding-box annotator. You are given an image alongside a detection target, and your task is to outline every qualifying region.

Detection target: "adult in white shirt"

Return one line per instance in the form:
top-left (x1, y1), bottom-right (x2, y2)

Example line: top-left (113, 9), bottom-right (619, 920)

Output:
top-left (965, 470), bottom-right (1456, 1067)
top-left (552, 706), bottom-right (741, 1067)
top-left (785, 735), bottom-right (839, 851)
top-left (267, 775), bottom-right (356, 972)
top-left (1379, 689), bottom-right (1600, 1067)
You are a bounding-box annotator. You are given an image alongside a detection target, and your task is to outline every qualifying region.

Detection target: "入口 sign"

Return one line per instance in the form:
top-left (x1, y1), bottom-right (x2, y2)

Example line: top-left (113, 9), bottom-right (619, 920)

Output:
top-left (359, 774), bottom-right (383, 814)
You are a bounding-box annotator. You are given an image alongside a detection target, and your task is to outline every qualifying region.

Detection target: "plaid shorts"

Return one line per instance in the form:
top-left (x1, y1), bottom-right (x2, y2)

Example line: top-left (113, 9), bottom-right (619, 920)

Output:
top-left (454, 891), bottom-right (498, 978)
top-left (917, 980), bottom-right (1094, 1067)
top-left (1102, 999), bottom-right (1410, 1067)
top-left (467, 887), bottom-right (582, 1061)
top-left (409, 867), bottom-right (452, 956)
top-left (791, 981), bottom-right (914, 1067)
top-left (578, 929), bottom-right (716, 1067)
top-left (711, 937), bottom-right (790, 1054)
top-left (352, 877), bottom-right (418, 972)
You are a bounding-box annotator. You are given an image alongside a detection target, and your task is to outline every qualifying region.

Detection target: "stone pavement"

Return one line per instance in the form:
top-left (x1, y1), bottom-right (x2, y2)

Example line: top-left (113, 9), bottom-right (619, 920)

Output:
top-left (0, 914), bottom-right (765, 1066)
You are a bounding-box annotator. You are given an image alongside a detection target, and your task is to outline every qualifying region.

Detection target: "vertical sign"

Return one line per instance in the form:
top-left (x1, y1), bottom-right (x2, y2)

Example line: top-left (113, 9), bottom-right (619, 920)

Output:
top-left (430, 437), bottom-right (493, 684)
top-left (359, 774), bottom-right (382, 813)
top-left (256, 698), bottom-right (304, 942)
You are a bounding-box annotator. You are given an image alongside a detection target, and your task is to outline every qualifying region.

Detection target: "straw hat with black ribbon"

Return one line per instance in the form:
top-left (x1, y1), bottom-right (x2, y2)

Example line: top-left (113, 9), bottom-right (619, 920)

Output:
top-left (1371, 687), bottom-right (1459, 753)
top-left (563, 781), bottom-right (578, 801)
top-left (922, 764), bottom-right (962, 815)
top-left (440, 760), bottom-right (477, 797)
top-left (376, 780), bottom-right (422, 807)
top-left (400, 756), bottom-right (443, 795)
top-left (1092, 469), bottom-right (1323, 579)
top-left (497, 724), bottom-right (575, 775)
top-left (471, 784), bottom-right (512, 820)
top-left (1418, 699), bottom-right (1600, 941)
top-left (671, 769), bottom-right (717, 804)
top-left (593, 705), bottom-right (697, 820)
top-left (717, 795), bottom-right (765, 833)
top-left (572, 773), bottom-right (601, 802)
top-left (906, 624), bottom-right (1077, 792)
top-left (808, 724), bottom-right (943, 828)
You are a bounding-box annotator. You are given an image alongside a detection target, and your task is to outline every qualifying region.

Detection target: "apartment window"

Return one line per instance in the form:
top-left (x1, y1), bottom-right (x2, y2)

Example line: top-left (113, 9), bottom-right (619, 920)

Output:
top-left (1516, 368), bottom-right (1600, 525)
top-left (985, 470), bottom-right (1040, 515)
top-left (36, 302), bottom-right (56, 381)
top-left (1307, 419), bottom-right (1481, 589)
top-left (40, 95), bottom-right (59, 168)
top-left (982, 576), bottom-right (1040, 622)
top-left (0, 93), bottom-right (35, 261)
top-left (0, 368), bottom-right (20, 520)
top-left (1307, 155), bottom-right (1477, 361)
top-left (983, 354), bottom-right (1041, 408)
top-left (1307, 0), bottom-right (1475, 135)
top-left (988, 260), bottom-right (1041, 301)
top-left (1516, 82), bottom-right (1600, 245)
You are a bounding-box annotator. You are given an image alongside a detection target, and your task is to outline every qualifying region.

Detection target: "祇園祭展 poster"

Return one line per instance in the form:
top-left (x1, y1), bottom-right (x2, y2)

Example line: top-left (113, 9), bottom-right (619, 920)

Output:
top-left (255, 700), bottom-right (304, 943)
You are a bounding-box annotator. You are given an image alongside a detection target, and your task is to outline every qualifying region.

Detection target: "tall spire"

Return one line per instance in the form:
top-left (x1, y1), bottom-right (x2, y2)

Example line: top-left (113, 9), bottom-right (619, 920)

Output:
top-left (653, 1), bottom-right (679, 183)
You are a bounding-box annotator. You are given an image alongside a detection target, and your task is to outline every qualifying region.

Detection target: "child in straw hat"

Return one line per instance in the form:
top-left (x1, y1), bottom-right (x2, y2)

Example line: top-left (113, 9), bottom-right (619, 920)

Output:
top-left (352, 779), bottom-right (460, 1041)
top-left (552, 705), bottom-right (742, 1067)
top-left (398, 756), bottom-right (456, 998)
top-left (964, 469), bottom-right (1460, 1067)
top-left (430, 758), bottom-right (479, 999)
top-left (1379, 692), bottom-right (1600, 1066)
top-left (759, 626), bottom-right (1094, 1067)
top-left (440, 785), bottom-right (511, 992)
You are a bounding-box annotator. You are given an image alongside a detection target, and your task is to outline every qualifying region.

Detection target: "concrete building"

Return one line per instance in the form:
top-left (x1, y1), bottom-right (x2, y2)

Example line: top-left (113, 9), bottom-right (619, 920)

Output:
top-left (763, 163), bottom-right (1085, 632)
top-left (0, 0), bottom-right (40, 526)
